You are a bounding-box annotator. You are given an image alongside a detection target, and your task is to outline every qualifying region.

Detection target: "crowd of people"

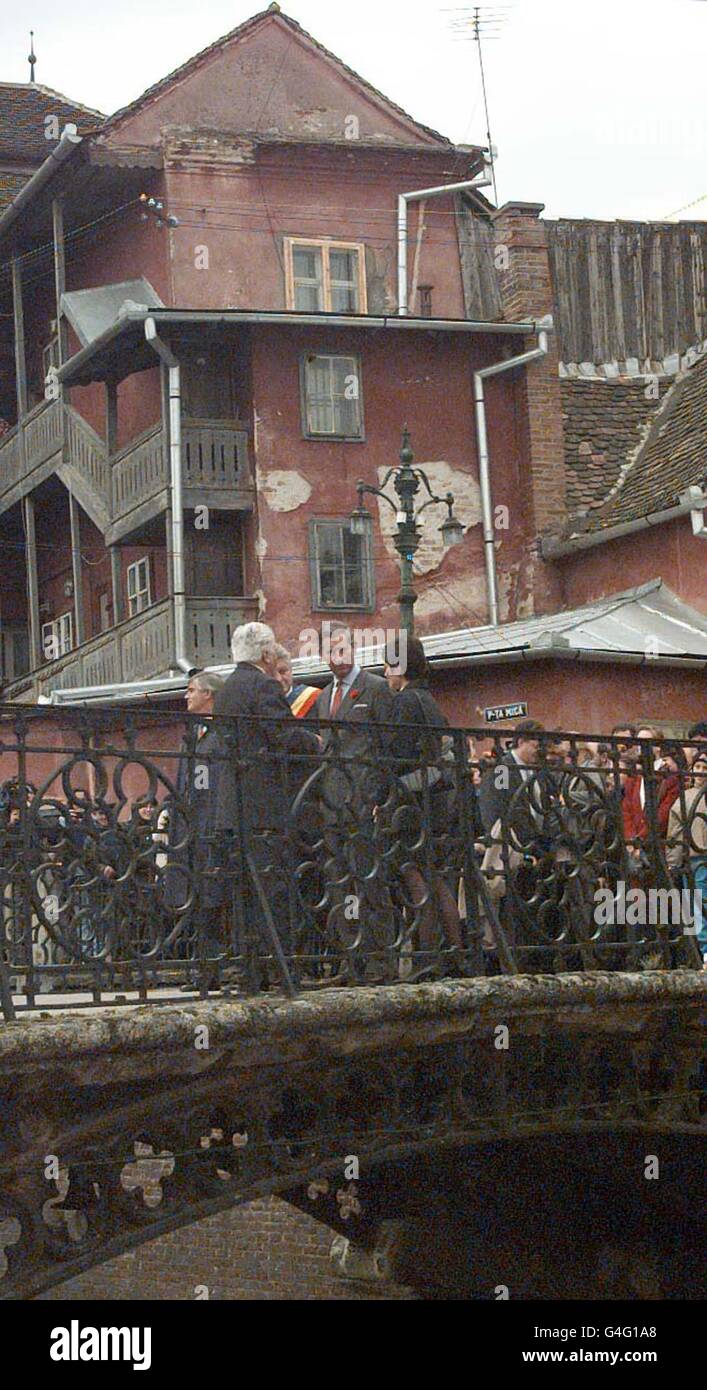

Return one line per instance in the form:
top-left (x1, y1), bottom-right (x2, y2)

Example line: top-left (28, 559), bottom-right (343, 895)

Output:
top-left (1, 619), bottom-right (706, 998)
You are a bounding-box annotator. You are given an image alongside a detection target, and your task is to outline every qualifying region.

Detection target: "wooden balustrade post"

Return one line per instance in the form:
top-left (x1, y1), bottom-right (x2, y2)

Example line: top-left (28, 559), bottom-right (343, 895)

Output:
top-left (23, 495), bottom-right (42, 669)
top-left (68, 489), bottom-right (85, 646)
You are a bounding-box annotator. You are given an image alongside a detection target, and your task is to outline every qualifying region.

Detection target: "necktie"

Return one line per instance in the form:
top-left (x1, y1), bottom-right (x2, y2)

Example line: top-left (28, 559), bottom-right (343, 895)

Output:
top-left (330, 681), bottom-right (343, 717)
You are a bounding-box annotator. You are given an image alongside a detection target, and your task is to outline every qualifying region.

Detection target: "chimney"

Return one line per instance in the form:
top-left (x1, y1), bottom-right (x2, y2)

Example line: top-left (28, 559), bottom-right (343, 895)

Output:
top-left (491, 202), bottom-right (566, 532)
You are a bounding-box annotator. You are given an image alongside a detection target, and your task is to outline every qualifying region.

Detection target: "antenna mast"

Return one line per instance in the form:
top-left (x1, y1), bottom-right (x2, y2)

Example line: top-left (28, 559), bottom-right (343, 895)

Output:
top-left (472, 7), bottom-right (498, 204)
top-left (28, 31), bottom-right (37, 83)
top-left (446, 4), bottom-right (513, 207)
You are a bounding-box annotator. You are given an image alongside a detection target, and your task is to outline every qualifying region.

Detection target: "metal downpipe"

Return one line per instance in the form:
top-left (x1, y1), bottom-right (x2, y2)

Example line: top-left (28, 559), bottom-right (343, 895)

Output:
top-left (473, 321), bottom-right (552, 625)
top-left (397, 172), bottom-right (492, 315)
top-left (144, 317), bottom-right (191, 674)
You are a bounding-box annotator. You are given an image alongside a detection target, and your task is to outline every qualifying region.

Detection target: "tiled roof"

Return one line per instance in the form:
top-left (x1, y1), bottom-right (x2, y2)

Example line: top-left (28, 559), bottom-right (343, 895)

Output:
top-left (562, 378), bottom-right (661, 511)
top-left (0, 83), bottom-right (103, 162)
top-left (98, 5), bottom-right (453, 147)
top-left (561, 351), bottom-right (707, 539)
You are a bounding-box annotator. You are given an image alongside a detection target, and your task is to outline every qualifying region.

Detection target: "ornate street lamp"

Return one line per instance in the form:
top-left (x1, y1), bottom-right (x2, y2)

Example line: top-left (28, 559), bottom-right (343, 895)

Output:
top-left (350, 428), bottom-right (464, 635)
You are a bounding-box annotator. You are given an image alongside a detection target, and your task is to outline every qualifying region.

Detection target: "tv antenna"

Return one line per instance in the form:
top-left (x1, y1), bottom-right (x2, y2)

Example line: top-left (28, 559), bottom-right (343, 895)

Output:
top-left (444, 5), bottom-right (514, 205)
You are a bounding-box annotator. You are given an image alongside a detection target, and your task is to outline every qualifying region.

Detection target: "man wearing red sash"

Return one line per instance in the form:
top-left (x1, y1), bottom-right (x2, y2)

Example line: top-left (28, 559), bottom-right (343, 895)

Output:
top-left (274, 644), bottom-right (321, 719)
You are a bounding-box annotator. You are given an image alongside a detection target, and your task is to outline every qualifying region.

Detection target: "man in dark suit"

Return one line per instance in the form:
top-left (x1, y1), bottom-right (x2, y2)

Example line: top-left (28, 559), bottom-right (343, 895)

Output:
top-left (310, 622), bottom-right (395, 980)
top-left (311, 621), bottom-right (394, 804)
top-left (163, 671), bottom-right (226, 985)
top-left (478, 719), bottom-right (546, 850)
top-left (213, 623), bottom-right (318, 992)
top-left (478, 719), bottom-right (552, 961)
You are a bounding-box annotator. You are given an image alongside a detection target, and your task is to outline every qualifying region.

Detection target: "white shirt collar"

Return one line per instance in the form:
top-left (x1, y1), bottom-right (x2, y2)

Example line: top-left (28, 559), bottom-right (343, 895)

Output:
top-left (333, 664), bottom-right (361, 694)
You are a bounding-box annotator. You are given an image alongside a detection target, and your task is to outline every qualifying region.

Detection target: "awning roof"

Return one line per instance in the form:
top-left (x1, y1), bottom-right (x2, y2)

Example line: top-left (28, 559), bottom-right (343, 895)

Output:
top-left (44, 579), bottom-right (707, 705)
top-left (56, 306), bottom-right (537, 386)
top-left (417, 579), bottom-right (707, 663)
top-left (61, 278), bottom-right (164, 347)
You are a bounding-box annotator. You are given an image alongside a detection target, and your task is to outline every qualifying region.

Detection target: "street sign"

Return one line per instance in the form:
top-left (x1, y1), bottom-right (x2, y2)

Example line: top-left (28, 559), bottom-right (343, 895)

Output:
top-left (483, 702), bottom-right (528, 724)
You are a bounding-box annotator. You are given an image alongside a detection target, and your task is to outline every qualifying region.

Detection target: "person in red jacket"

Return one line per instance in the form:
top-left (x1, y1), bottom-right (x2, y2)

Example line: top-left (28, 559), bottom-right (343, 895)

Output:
top-left (622, 728), bottom-right (683, 861)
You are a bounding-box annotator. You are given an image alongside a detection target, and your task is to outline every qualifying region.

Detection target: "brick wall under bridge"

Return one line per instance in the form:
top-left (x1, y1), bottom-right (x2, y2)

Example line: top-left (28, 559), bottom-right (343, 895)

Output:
top-left (2, 974), bottom-right (705, 1301)
top-left (41, 1197), bottom-right (416, 1302)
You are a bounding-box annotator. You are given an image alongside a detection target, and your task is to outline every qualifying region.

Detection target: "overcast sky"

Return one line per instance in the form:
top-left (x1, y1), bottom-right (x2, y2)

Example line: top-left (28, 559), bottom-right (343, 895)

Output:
top-left (2, 0), bottom-right (705, 220)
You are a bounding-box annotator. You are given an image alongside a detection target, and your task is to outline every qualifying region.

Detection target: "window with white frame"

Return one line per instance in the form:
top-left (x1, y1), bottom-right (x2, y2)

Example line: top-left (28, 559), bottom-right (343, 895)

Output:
top-left (41, 610), bottom-right (73, 663)
top-left (309, 519), bottom-right (373, 610)
top-left (301, 354), bottom-right (363, 438)
top-left (285, 239), bottom-right (367, 313)
top-left (126, 557), bottom-right (152, 616)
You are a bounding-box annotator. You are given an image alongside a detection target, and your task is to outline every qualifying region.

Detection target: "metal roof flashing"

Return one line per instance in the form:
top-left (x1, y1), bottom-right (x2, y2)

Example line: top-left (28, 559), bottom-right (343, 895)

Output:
top-left (43, 580), bottom-right (707, 705)
top-left (56, 308), bottom-right (538, 386)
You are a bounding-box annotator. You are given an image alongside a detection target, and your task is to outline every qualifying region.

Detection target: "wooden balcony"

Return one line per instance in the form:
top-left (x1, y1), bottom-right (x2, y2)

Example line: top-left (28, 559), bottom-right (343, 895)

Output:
top-left (3, 594), bottom-right (259, 702)
top-left (0, 400), bottom-right (65, 514)
top-left (108, 418), bottom-right (253, 543)
top-left (0, 404), bottom-right (253, 536)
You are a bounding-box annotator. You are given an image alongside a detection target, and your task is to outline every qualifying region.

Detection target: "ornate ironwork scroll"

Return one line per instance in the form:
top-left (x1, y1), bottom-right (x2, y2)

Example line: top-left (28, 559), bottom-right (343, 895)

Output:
top-left (0, 709), bottom-right (703, 1018)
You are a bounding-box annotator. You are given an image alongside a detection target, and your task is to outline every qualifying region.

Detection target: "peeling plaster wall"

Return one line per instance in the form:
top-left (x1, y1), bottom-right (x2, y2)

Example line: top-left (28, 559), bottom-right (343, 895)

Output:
top-left (257, 468), bottom-right (312, 513)
top-left (165, 143), bottom-right (467, 318)
top-left (375, 461), bottom-right (481, 575)
top-left (412, 572), bottom-right (488, 625)
top-left (247, 324), bottom-right (536, 646)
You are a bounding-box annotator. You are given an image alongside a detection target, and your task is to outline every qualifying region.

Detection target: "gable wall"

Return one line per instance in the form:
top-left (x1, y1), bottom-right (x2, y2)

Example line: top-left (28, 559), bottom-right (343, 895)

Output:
top-left (98, 18), bottom-right (444, 150)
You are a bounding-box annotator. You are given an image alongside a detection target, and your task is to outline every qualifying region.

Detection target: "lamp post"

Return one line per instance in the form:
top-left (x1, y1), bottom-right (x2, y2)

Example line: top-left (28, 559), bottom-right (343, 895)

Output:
top-left (350, 428), bottom-right (464, 635)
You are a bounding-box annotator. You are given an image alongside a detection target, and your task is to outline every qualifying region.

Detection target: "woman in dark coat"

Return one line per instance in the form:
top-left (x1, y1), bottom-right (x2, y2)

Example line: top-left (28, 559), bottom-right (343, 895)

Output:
top-left (382, 636), bottom-right (462, 958)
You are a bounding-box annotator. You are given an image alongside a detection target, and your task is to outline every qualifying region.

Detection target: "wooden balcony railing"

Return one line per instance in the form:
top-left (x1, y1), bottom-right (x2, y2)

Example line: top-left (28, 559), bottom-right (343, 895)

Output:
top-left (182, 419), bottom-right (251, 493)
top-left (186, 595), bottom-right (259, 667)
top-left (3, 599), bottom-right (174, 701)
top-left (111, 423), bottom-right (166, 524)
top-left (64, 405), bottom-right (110, 510)
top-left (3, 594), bottom-right (259, 701)
top-left (0, 406), bottom-right (252, 527)
top-left (0, 427), bottom-right (22, 497)
top-left (0, 399), bottom-right (64, 508)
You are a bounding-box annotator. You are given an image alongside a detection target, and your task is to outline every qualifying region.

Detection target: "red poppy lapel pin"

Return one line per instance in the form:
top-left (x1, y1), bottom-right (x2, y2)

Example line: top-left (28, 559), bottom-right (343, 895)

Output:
top-left (349, 688), bottom-right (362, 701)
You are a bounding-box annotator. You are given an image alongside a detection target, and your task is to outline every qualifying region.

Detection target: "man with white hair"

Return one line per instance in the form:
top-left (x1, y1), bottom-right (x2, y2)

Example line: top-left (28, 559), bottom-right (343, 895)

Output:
top-left (213, 623), bottom-right (318, 990)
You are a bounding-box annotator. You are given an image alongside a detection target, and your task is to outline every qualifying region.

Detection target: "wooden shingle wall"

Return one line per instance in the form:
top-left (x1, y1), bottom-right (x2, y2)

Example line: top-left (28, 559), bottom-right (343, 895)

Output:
top-left (546, 220), bottom-right (707, 372)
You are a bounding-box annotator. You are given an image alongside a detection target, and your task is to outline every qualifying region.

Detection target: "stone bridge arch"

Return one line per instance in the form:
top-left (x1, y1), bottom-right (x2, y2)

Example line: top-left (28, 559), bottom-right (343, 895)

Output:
top-left (1, 972), bottom-right (704, 1300)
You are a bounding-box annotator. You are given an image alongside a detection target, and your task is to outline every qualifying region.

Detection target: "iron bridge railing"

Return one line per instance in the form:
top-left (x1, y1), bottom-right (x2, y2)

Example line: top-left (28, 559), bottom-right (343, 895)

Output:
top-left (0, 709), bottom-right (704, 1018)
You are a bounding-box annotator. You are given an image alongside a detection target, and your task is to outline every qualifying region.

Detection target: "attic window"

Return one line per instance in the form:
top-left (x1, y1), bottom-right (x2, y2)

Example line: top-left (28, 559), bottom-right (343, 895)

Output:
top-left (285, 239), bottom-right (367, 313)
